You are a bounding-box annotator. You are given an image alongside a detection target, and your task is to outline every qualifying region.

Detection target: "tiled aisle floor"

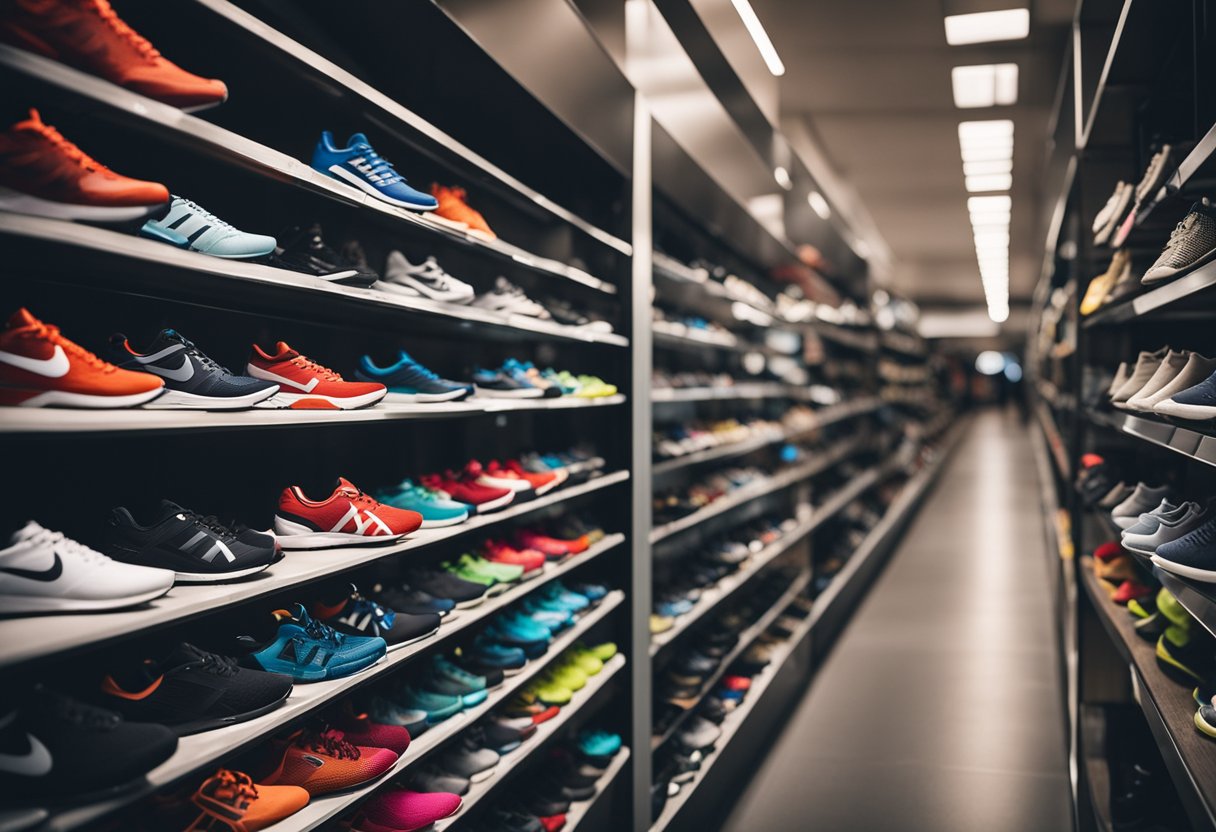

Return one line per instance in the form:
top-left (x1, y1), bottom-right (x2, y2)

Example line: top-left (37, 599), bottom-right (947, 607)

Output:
top-left (720, 409), bottom-right (1073, 832)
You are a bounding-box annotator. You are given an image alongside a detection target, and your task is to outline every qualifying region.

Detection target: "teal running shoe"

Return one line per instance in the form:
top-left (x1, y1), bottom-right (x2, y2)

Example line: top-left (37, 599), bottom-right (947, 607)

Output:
top-left (467, 638), bottom-right (528, 674)
top-left (375, 479), bottom-right (472, 528)
top-left (519, 600), bottom-right (574, 631)
top-left (237, 603), bottom-right (385, 682)
top-left (367, 694), bottom-right (430, 736)
top-left (398, 685), bottom-right (463, 723)
top-left (425, 656), bottom-right (489, 707)
top-left (578, 729), bottom-right (622, 759)
top-left (543, 582), bottom-right (592, 611)
top-left (140, 195), bottom-right (276, 259)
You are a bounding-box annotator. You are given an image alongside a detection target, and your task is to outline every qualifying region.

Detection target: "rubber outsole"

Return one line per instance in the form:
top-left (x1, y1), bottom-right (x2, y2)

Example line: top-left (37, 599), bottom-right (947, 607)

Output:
top-left (1151, 553), bottom-right (1216, 583)
top-left (0, 582), bottom-right (171, 614)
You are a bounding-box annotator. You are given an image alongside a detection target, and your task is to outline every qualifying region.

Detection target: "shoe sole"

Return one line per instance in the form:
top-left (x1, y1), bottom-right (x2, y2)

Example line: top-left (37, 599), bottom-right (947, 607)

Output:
top-left (273, 521), bottom-right (407, 550)
top-left (0, 387), bottom-right (166, 408)
top-left (1151, 553), bottom-right (1216, 582)
top-left (466, 766), bottom-right (498, 783)
top-left (173, 561), bottom-right (274, 583)
top-left (387, 627), bottom-right (440, 652)
top-left (1195, 709), bottom-right (1216, 738)
top-left (262, 389), bottom-right (388, 410)
top-left (171, 689), bottom-right (291, 735)
top-left (1142, 244), bottom-right (1216, 285)
top-left (472, 492), bottom-right (515, 513)
top-left (325, 166), bottom-right (438, 211)
top-left (419, 514), bottom-right (471, 528)
top-left (141, 387), bottom-right (279, 410)
top-left (0, 583), bottom-right (171, 614)
top-left (375, 277), bottom-right (475, 305)
top-left (471, 386), bottom-right (546, 399)
top-left (382, 388), bottom-right (472, 403)
top-left (1152, 400), bottom-right (1216, 421)
top-left (0, 187), bottom-right (164, 222)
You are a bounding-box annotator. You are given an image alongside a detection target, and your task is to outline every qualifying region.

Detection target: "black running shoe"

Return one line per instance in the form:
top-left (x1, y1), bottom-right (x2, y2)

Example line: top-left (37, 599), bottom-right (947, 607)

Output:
top-left (310, 584), bottom-right (441, 649)
top-left (0, 686), bottom-right (177, 799)
top-left (103, 500), bottom-right (278, 583)
top-left (108, 329), bottom-right (279, 411)
top-left (269, 223), bottom-right (377, 287)
top-left (100, 643), bottom-right (292, 734)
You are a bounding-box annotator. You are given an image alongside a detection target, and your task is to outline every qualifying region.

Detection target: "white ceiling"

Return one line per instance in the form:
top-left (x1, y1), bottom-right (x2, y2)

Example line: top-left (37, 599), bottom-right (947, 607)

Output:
top-left (752, 0), bottom-right (1073, 311)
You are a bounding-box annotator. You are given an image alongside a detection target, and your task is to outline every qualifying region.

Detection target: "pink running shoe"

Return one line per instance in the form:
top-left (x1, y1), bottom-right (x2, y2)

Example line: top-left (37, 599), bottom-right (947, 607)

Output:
top-left (350, 789), bottom-right (462, 832)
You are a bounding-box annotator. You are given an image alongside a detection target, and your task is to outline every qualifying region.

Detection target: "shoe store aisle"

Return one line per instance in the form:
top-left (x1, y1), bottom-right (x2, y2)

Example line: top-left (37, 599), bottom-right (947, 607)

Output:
top-left (721, 410), bottom-right (1073, 832)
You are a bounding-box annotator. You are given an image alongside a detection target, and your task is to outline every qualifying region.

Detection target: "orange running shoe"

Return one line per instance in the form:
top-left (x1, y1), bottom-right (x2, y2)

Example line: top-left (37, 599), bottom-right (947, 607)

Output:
top-left (261, 727), bottom-right (397, 795)
top-left (0, 0), bottom-right (228, 109)
top-left (0, 308), bottom-right (164, 407)
top-left (0, 109), bottom-right (168, 220)
top-left (430, 183), bottom-right (496, 240)
top-left (187, 769), bottom-right (309, 832)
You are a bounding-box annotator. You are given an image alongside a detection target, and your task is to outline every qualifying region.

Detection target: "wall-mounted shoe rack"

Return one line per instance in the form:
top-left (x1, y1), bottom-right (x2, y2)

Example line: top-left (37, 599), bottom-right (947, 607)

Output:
top-left (1029, 1), bottom-right (1216, 830)
top-left (0, 2), bottom-right (957, 831)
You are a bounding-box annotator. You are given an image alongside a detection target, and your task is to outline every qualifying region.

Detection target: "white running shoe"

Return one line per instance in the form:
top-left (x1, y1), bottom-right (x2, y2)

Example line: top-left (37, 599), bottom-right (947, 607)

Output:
top-left (0, 522), bottom-right (174, 614)
top-left (470, 277), bottom-right (551, 319)
top-left (378, 251), bottom-right (476, 304)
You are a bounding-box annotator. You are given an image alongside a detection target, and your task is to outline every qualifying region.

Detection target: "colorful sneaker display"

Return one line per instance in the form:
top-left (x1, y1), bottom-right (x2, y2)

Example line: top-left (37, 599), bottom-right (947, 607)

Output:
top-left (274, 478), bottom-right (422, 549)
top-left (187, 769), bottom-right (309, 832)
top-left (0, 308), bottom-right (165, 408)
top-left (374, 479), bottom-right (472, 528)
top-left (248, 342), bottom-right (387, 410)
top-left (237, 604), bottom-right (386, 682)
top-left (356, 352), bottom-right (474, 403)
top-left (0, 109), bottom-right (169, 220)
top-left (313, 132), bottom-right (437, 211)
top-left (421, 470), bottom-right (514, 513)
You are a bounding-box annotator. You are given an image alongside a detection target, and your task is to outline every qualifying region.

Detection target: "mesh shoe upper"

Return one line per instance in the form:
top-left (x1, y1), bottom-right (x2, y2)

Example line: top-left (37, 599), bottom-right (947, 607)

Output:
top-left (1144, 200), bottom-right (1216, 282)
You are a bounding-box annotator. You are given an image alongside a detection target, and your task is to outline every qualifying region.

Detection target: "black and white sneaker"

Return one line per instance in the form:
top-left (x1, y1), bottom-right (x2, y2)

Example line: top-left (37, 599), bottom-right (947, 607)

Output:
top-left (379, 251), bottom-right (476, 304)
top-left (470, 276), bottom-right (551, 319)
top-left (268, 223), bottom-right (376, 287)
top-left (108, 329), bottom-right (279, 410)
top-left (103, 501), bottom-right (278, 583)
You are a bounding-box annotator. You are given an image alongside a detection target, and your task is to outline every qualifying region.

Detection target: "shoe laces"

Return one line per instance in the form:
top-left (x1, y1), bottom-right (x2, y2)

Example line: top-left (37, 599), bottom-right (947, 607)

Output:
top-left (1167, 213), bottom-right (1198, 248)
top-left (27, 526), bottom-right (109, 564)
top-left (297, 727), bottom-right (360, 760)
top-left (44, 689), bottom-right (119, 729)
top-left (347, 592), bottom-right (396, 629)
top-left (17, 320), bottom-right (114, 373)
top-left (296, 608), bottom-right (344, 646)
top-left (351, 143), bottom-right (403, 185)
top-left (171, 198), bottom-right (235, 232)
top-left (290, 353), bottom-right (342, 381)
top-left (179, 644), bottom-right (241, 677)
top-left (27, 118), bottom-right (108, 172)
top-left (402, 356), bottom-right (440, 382)
top-left (417, 257), bottom-right (456, 287)
top-left (207, 770), bottom-right (258, 805)
top-left (91, 0), bottom-right (160, 60)
top-left (182, 510), bottom-right (238, 541)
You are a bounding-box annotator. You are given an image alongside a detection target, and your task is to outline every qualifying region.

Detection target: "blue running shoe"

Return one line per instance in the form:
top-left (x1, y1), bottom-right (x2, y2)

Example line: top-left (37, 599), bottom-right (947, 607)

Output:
top-left (577, 730), bottom-right (622, 759)
top-left (543, 582), bottom-right (592, 611)
top-left (1156, 368), bottom-right (1216, 421)
top-left (519, 602), bottom-right (573, 632)
top-left (501, 358), bottom-right (562, 398)
top-left (467, 638), bottom-right (528, 673)
top-left (397, 685), bottom-right (463, 723)
top-left (426, 656), bottom-right (489, 707)
top-left (1153, 513), bottom-right (1216, 581)
top-left (139, 195), bottom-right (276, 258)
top-left (484, 615), bottom-right (550, 648)
top-left (237, 603), bottom-right (385, 682)
top-left (366, 694), bottom-right (430, 736)
top-left (312, 131), bottom-right (438, 211)
top-left (356, 351), bottom-right (474, 403)
top-left (375, 479), bottom-right (472, 528)
top-left (568, 582), bottom-right (608, 602)
top-left (470, 366), bottom-right (545, 399)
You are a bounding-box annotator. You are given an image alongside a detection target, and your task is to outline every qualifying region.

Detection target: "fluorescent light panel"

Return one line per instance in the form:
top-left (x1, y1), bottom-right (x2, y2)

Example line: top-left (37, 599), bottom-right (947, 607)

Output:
top-left (966, 173), bottom-right (1013, 192)
top-left (952, 63), bottom-right (1018, 108)
top-left (730, 0), bottom-right (785, 76)
top-left (964, 159), bottom-right (1013, 176)
top-left (944, 9), bottom-right (1030, 45)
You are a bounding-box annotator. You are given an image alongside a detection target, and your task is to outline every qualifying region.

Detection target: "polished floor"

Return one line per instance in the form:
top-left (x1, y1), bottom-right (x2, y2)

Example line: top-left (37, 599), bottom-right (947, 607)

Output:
top-left (721, 410), bottom-right (1073, 832)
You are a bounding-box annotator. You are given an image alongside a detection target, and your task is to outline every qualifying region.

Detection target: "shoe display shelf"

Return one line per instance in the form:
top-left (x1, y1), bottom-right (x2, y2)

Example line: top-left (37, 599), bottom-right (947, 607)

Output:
top-left (1085, 408), bottom-right (1216, 470)
top-left (426, 654), bottom-right (627, 832)
top-left (256, 616), bottom-right (627, 832)
top-left (562, 745), bottom-right (632, 832)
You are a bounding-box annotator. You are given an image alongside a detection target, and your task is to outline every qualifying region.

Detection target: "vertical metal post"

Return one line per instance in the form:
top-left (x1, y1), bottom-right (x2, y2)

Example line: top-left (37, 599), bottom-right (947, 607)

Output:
top-left (629, 90), bottom-right (655, 832)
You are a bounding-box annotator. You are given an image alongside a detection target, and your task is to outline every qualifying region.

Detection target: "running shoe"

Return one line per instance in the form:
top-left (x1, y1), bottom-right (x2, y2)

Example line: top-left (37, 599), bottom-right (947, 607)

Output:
top-left (469, 459), bottom-right (535, 499)
top-left (0, 109), bottom-right (168, 220)
top-left (430, 184), bottom-right (495, 239)
top-left (0, 521), bottom-right (173, 614)
top-left (248, 342), bottom-right (387, 410)
top-left (577, 730), bottom-right (622, 760)
top-left (482, 539), bottom-right (545, 575)
top-left (262, 727), bottom-right (397, 795)
top-left (420, 470), bottom-right (514, 513)
top-left (380, 252), bottom-right (475, 304)
top-left (1154, 513), bottom-right (1216, 581)
top-left (446, 553), bottom-right (524, 588)
top-left (0, 308), bottom-right (164, 408)
top-left (492, 459), bottom-right (563, 495)
top-left (0, 1), bottom-right (226, 108)
top-left (237, 603), bottom-right (386, 681)
top-left (311, 584), bottom-right (440, 648)
top-left (471, 277), bottom-right (549, 318)
top-left (1143, 199), bottom-right (1216, 285)
top-left (313, 132), bottom-right (437, 211)
top-left (397, 686), bottom-right (463, 724)
top-left (481, 716), bottom-right (535, 753)
top-left (514, 529), bottom-right (580, 560)
top-left (423, 656), bottom-right (488, 707)
top-left (1124, 501), bottom-right (1212, 555)
top-left (139, 195), bottom-right (275, 258)
top-left (374, 479), bottom-right (472, 528)
top-left (274, 478), bottom-right (421, 549)
top-left (470, 366), bottom-right (546, 398)
top-left (349, 788), bottom-right (462, 832)
top-left (403, 568), bottom-right (488, 609)
top-left (109, 329), bottom-right (279, 410)
top-left (1155, 367), bottom-right (1216, 421)
top-left (187, 769), bottom-right (309, 832)
top-left (356, 351), bottom-right (474, 403)
top-left (410, 769), bottom-right (470, 795)
top-left (104, 499), bottom-right (277, 582)
top-left (100, 642), bottom-right (292, 734)
top-left (1111, 483), bottom-right (1174, 529)
top-left (484, 613), bottom-right (550, 648)
top-left (463, 639), bottom-right (527, 675)
top-left (436, 736), bottom-right (499, 782)
top-left (374, 582), bottom-right (456, 617)
top-left (500, 359), bottom-right (561, 398)
top-left (571, 375), bottom-right (617, 398)
top-left (366, 695), bottom-right (429, 737)
top-left (268, 223), bottom-right (374, 287)
top-left (325, 701), bottom-right (411, 756)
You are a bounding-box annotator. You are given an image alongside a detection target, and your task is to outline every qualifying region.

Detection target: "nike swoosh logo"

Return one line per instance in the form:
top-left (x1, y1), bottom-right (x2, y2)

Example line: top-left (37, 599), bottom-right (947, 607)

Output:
top-left (0, 733), bottom-right (52, 776)
top-left (248, 367), bottom-right (318, 393)
top-left (0, 552), bottom-right (62, 582)
top-left (0, 345), bottom-right (69, 378)
top-left (145, 356), bottom-right (194, 382)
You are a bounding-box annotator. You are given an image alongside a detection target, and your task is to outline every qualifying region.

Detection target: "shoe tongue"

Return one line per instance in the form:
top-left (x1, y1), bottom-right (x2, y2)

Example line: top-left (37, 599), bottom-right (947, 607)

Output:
top-left (7, 307), bottom-right (40, 330)
top-left (336, 477), bottom-right (361, 497)
top-left (347, 132), bottom-right (370, 148)
top-left (273, 341), bottom-right (299, 360)
top-left (14, 109), bottom-right (43, 131)
top-left (165, 641), bottom-right (208, 667)
top-left (158, 498), bottom-right (188, 519)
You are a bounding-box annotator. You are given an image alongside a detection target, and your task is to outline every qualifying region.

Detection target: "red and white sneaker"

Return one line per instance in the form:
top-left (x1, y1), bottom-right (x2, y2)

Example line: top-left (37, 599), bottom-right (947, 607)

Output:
top-left (247, 342), bottom-right (386, 410)
top-left (493, 459), bottom-right (563, 496)
top-left (0, 308), bottom-right (164, 407)
top-left (514, 529), bottom-right (579, 559)
top-left (468, 460), bottom-right (533, 499)
top-left (419, 471), bottom-right (514, 514)
top-left (482, 540), bottom-right (545, 575)
top-left (274, 478), bottom-right (422, 549)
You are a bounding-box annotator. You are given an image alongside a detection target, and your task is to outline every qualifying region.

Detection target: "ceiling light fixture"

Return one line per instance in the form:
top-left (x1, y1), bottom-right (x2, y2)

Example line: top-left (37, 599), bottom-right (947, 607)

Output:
top-left (959, 131), bottom-right (1013, 324)
top-left (774, 166), bottom-right (792, 189)
top-left (965, 173), bottom-right (1013, 192)
top-left (951, 63), bottom-right (1019, 108)
top-left (807, 190), bottom-right (831, 219)
top-left (944, 8), bottom-right (1030, 45)
top-left (963, 159), bottom-right (1013, 176)
top-left (730, 0), bottom-right (785, 77)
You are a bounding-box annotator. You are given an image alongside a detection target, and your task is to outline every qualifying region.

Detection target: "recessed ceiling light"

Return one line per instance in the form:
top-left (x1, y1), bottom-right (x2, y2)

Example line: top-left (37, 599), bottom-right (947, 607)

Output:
top-left (944, 9), bottom-right (1030, 46)
top-left (730, 0), bottom-right (785, 76)
top-left (951, 64), bottom-right (1019, 108)
top-left (807, 190), bottom-right (831, 219)
top-left (965, 173), bottom-right (1013, 192)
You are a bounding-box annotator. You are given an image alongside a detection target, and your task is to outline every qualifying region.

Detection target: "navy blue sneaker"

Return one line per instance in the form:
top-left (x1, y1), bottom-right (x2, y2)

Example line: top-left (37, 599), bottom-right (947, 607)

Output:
top-left (312, 132), bottom-right (438, 211)
top-left (471, 367), bottom-right (545, 399)
top-left (109, 329), bottom-right (279, 410)
top-left (1156, 369), bottom-right (1216, 421)
top-left (356, 351), bottom-right (474, 403)
top-left (1153, 514), bottom-right (1216, 581)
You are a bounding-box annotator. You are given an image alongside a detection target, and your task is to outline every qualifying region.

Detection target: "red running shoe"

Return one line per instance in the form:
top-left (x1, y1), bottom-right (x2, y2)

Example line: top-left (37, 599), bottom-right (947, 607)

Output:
top-left (327, 700), bottom-right (410, 756)
top-left (0, 307), bottom-right (164, 407)
top-left (420, 470), bottom-right (514, 514)
top-left (0, 109), bottom-right (168, 220)
top-left (482, 539), bottom-right (545, 575)
top-left (1113, 580), bottom-right (1153, 606)
top-left (247, 342), bottom-right (386, 410)
top-left (262, 728), bottom-right (397, 796)
top-left (274, 477), bottom-right (422, 549)
top-left (493, 459), bottom-right (563, 496)
top-left (514, 529), bottom-right (580, 559)
top-left (539, 814), bottom-right (567, 832)
top-left (0, 0), bottom-right (228, 109)
top-left (721, 675), bottom-right (751, 692)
